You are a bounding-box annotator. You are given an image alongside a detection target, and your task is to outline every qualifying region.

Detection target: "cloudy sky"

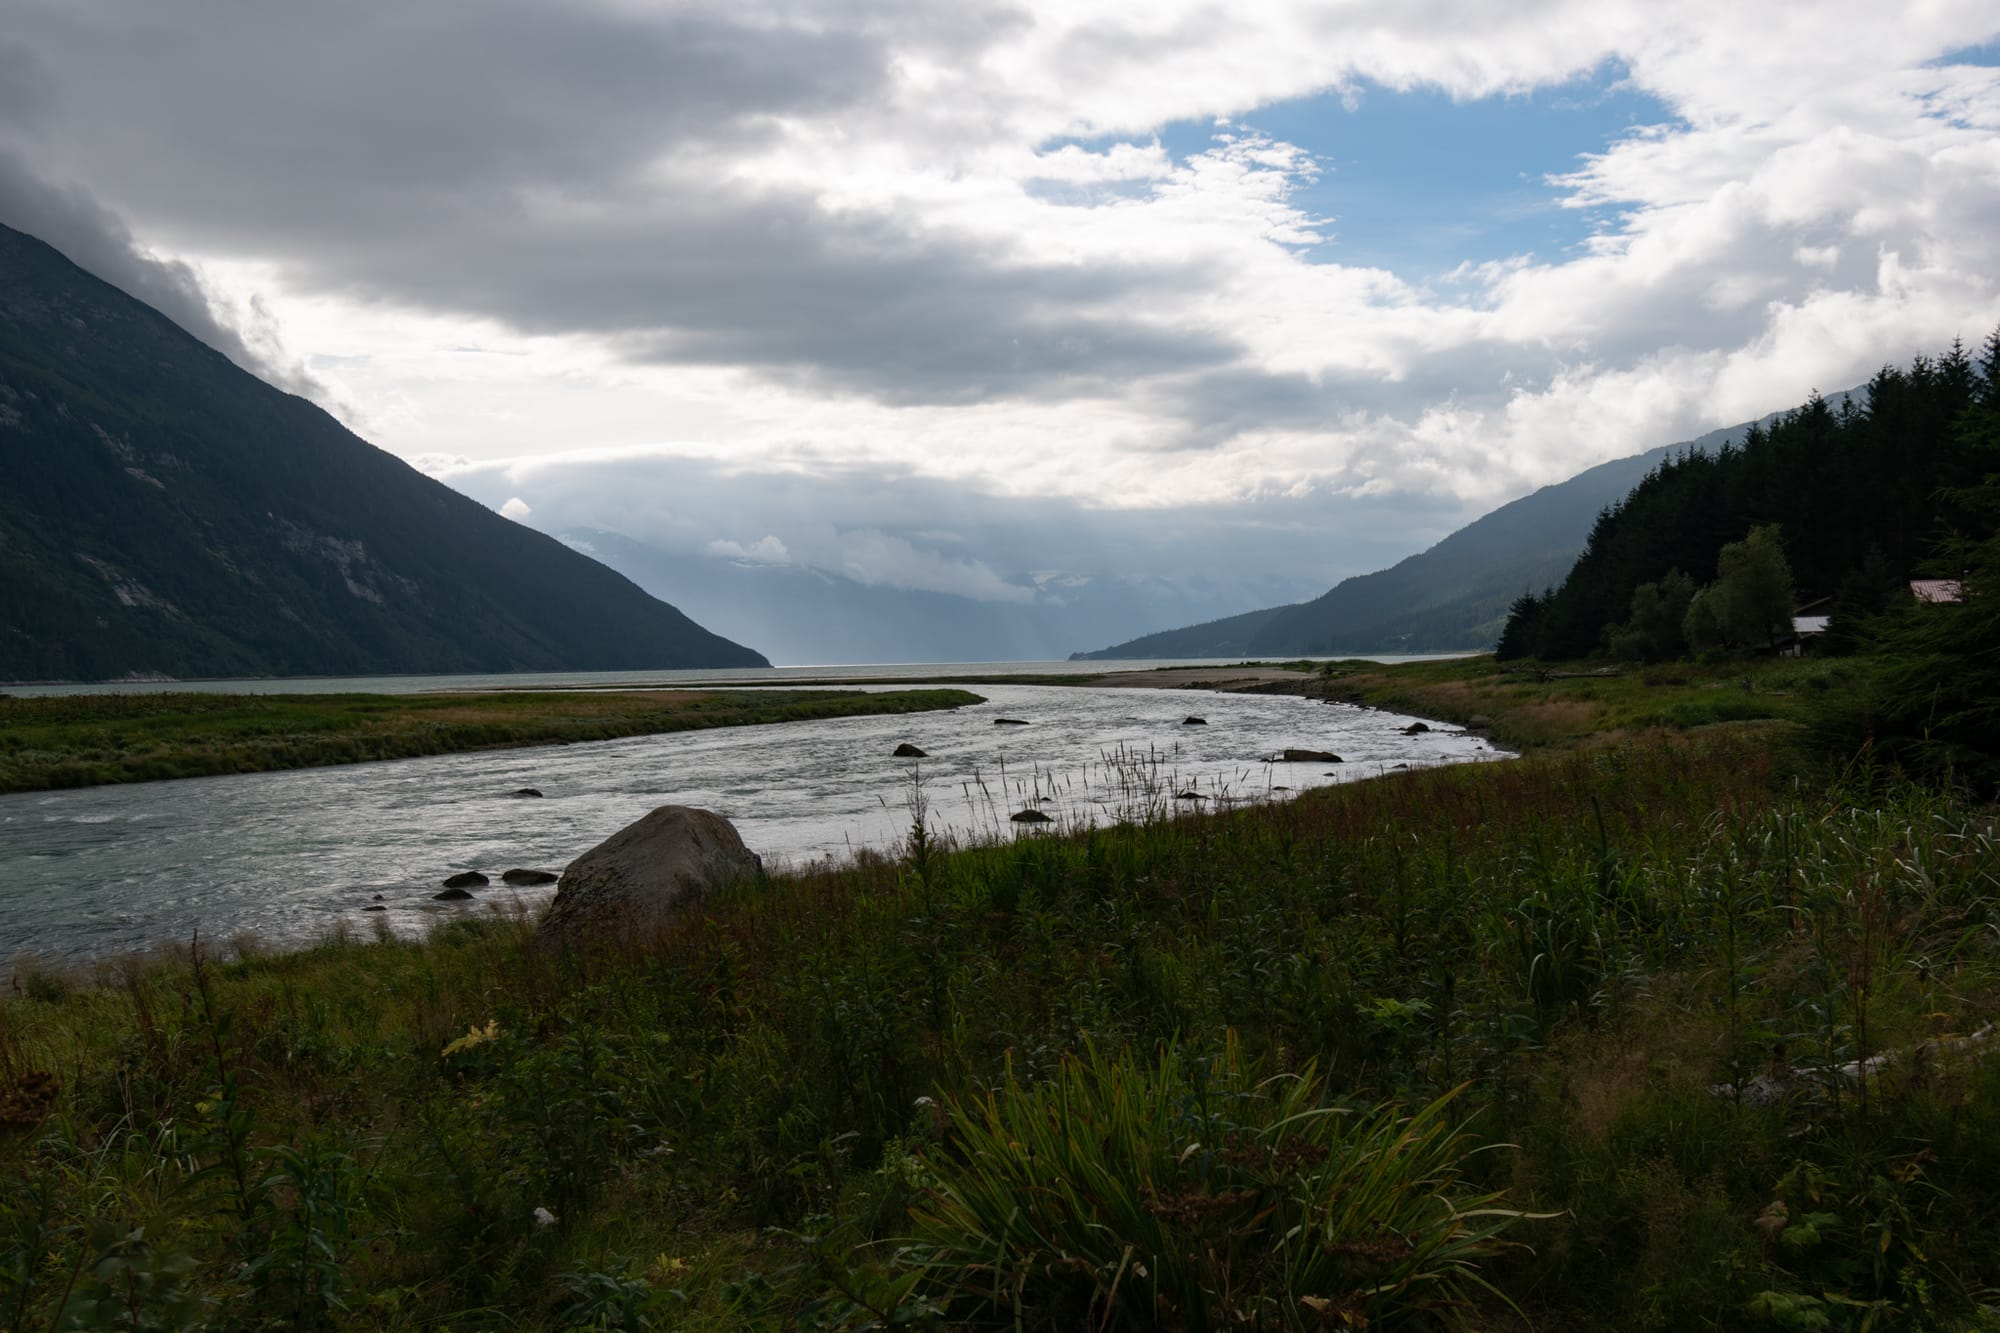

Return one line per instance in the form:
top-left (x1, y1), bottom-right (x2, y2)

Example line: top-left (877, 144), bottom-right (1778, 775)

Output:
top-left (4, 0), bottom-right (1999, 650)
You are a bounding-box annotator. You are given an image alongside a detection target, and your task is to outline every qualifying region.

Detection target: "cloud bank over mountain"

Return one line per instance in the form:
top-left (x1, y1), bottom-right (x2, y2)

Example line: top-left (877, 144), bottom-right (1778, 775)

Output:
top-left (3, 2), bottom-right (1997, 652)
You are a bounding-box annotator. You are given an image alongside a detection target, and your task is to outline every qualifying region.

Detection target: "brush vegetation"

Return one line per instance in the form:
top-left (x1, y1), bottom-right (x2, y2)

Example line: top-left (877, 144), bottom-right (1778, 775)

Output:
top-left (1295, 653), bottom-right (1851, 753)
top-left (2, 699), bottom-right (1998, 1328)
top-left (0, 688), bottom-right (983, 793)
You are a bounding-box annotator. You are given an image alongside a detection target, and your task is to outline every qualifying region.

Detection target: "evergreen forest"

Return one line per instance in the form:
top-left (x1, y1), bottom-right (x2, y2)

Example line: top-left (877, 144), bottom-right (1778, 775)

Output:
top-left (1498, 332), bottom-right (2000, 792)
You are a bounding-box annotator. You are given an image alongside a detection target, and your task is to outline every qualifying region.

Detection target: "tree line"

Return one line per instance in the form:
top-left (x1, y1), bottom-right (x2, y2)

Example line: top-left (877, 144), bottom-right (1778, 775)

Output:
top-left (1496, 330), bottom-right (2000, 790)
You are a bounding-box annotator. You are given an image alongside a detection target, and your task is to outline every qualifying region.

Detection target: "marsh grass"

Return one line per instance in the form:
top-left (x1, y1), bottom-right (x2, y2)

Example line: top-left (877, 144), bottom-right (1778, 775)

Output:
top-left (0, 687), bottom-right (983, 792)
top-left (1303, 654), bottom-right (1857, 756)
top-left (0, 729), bottom-right (1997, 1327)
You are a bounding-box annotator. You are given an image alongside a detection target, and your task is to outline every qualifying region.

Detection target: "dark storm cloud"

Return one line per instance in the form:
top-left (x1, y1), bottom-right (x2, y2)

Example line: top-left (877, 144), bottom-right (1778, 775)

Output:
top-left (17, 0), bottom-right (885, 193)
top-left (0, 44), bottom-right (56, 130)
top-left (0, 0), bottom-right (1239, 404)
top-left (0, 152), bottom-right (316, 393)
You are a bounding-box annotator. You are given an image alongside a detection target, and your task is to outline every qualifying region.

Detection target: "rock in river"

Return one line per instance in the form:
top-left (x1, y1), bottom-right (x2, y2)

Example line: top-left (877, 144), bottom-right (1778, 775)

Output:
top-left (1402, 722), bottom-right (1431, 735)
top-left (993, 718), bottom-right (1030, 726)
top-left (433, 886), bottom-right (475, 901)
top-left (1182, 716), bottom-right (1208, 726)
top-left (1276, 749), bottom-right (1340, 763)
top-left (536, 805), bottom-right (762, 949)
top-left (441, 871), bottom-right (488, 889)
top-left (1010, 808), bottom-right (1054, 823)
top-left (512, 788), bottom-right (544, 798)
top-left (893, 743), bottom-right (928, 758)
top-left (502, 868), bottom-right (559, 886)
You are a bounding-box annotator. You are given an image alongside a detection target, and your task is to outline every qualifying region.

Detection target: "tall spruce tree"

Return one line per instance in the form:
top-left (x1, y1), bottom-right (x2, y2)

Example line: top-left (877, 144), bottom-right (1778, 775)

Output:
top-left (1496, 333), bottom-right (1996, 661)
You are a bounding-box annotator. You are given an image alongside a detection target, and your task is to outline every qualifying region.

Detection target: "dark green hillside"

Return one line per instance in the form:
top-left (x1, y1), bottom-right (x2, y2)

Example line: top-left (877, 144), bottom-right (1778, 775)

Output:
top-left (1070, 602), bottom-right (1296, 659)
top-left (1075, 410), bottom-right (1818, 660)
top-left (0, 222), bottom-right (766, 680)
top-left (1505, 340), bottom-right (1988, 663)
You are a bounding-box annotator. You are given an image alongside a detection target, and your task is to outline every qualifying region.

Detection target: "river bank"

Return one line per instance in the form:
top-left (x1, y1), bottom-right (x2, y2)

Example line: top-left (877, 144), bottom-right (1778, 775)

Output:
top-left (2, 713), bottom-right (1991, 1329)
top-left (0, 687), bottom-right (983, 794)
top-left (2, 682), bottom-right (1493, 964)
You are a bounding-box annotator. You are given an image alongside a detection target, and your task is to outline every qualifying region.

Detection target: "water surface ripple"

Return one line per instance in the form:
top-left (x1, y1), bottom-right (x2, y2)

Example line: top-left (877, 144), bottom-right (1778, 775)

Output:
top-left (0, 684), bottom-right (1500, 964)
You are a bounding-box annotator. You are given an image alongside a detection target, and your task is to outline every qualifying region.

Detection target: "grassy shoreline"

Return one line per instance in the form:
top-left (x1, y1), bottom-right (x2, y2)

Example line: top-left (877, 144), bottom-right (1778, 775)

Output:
top-left (3, 658), bottom-right (1996, 1328)
top-left (1224, 653), bottom-right (1853, 753)
top-left (0, 687), bottom-right (984, 793)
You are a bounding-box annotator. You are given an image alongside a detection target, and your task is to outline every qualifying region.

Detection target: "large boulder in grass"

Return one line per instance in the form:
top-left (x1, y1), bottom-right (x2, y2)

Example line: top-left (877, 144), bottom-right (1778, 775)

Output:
top-left (535, 805), bottom-right (761, 949)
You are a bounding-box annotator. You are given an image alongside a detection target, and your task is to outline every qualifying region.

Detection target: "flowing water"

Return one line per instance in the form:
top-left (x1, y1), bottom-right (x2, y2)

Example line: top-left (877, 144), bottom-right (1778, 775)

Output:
top-left (0, 678), bottom-right (1502, 966)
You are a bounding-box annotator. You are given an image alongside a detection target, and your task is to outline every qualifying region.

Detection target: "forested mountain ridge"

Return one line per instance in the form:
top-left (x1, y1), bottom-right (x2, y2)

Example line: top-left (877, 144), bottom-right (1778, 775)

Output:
top-left (1500, 338), bottom-right (1993, 662)
top-left (0, 222), bottom-right (767, 680)
top-left (1072, 409), bottom-right (1819, 661)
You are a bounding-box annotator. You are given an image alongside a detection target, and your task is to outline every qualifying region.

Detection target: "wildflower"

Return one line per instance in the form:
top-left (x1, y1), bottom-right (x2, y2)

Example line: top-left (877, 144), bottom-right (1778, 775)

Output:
top-left (441, 1018), bottom-right (502, 1058)
top-left (533, 1206), bottom-right (557, 1227)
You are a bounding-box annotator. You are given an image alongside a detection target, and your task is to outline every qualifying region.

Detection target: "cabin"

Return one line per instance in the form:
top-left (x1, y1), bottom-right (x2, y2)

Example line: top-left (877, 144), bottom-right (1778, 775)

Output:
top-left (1780, 597), bottom-right (1832, 656)
top-left (1910, 579), bottom-right (1964, 604)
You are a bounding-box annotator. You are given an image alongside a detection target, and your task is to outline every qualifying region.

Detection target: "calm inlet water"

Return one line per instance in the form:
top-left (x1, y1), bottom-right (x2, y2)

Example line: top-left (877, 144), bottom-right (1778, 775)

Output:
top-left (1, 682), bottom-right (1502, 965)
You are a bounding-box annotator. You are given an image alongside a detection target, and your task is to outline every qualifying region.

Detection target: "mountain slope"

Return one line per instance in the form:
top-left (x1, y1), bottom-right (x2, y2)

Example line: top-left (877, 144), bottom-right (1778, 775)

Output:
top-left (0, 222), bottom-right (766, 680)
top-left (1074, 405), bottom-right (1842, 660)
top-left (558, 528), bottom-right (1319, 666)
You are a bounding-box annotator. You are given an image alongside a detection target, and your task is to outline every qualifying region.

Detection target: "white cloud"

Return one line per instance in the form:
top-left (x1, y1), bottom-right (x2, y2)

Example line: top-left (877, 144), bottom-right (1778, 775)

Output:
top-left (707, 534), bottom-right (789, 563)
top-left (499, 496), bottom-right (532, 520)
top-left (4, 0), bottom-right (1999, 611)
top-left (832, 529), bottom-right (1037, 603)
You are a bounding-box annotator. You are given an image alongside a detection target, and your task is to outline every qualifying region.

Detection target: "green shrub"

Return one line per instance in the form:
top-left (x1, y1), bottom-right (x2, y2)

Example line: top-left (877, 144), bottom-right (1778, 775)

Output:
top-left (901, 1037), bottom-right (1531, 1329)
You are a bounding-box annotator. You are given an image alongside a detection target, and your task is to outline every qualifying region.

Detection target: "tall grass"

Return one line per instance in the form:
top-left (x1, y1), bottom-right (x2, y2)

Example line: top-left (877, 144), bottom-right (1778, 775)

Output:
top-left (0, 732), bottom-right (1996, 1327)
top-left (903, 1037), bottom-right (1529, 1329)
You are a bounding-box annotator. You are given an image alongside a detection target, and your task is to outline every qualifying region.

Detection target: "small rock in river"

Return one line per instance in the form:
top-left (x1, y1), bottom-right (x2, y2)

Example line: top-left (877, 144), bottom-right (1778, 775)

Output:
top-left (1277, 748), bottom-right (1340, 763)
top-left (1402, 722), bottom-right (1430, 735)
top-left (1010, 808), bottom-right (1053, 823)
top-left (364, 904), bottom-right (387, 912)
top-left (512, 788), bottom-right (544, 798)
top-left (441, 871), bottom-right (488, 889)
top-left (893, 743), bottom-right (927, 758)
top-left (1182, 716), bottom-right (1208, 726)
top-left (433, 887), bottom-right (475, 901)
top-left (993, 718), bottom-right (1030, 726)
top-left (502, 868), bottom-right (558, 886)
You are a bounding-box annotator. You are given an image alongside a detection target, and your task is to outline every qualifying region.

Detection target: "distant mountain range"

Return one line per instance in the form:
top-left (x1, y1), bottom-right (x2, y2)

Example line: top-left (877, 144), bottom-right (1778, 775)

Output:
top-left (1073, 400), bottom-right (1853, 661)
top-left (558, 528), bottom-right (1316, 667)
top-left (0, 222), bottom-right (765, 681)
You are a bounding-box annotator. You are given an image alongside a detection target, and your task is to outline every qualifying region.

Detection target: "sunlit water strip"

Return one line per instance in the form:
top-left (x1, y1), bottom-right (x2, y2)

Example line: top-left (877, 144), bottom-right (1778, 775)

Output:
top-left (0, 682), bottom-right (1503, 966)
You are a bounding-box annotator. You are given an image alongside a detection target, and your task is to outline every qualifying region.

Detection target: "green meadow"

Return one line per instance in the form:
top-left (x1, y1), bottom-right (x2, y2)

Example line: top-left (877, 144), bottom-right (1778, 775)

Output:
top-left (0, 688), bottom-right (983, 793)
top-left (1, 661), bottom-right (1997, 1328)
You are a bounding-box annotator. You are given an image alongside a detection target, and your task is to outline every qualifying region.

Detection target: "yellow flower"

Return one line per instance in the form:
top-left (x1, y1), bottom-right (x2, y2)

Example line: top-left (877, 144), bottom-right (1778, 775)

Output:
top-left (441, 1018), bottom-right (502, 1058)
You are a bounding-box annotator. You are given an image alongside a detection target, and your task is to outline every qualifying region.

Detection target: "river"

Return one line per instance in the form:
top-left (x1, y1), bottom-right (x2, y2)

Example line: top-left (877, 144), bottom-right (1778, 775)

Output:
top-left (1, 668), bottom-right (1500, 967)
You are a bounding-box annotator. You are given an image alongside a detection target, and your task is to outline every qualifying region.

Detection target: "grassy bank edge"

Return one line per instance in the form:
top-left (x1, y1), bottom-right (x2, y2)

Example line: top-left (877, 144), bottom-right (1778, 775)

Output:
top-left (0, 687), bottom-right (985, 794)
